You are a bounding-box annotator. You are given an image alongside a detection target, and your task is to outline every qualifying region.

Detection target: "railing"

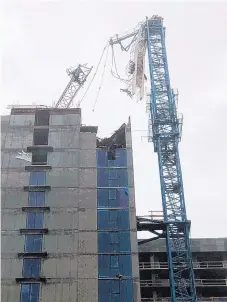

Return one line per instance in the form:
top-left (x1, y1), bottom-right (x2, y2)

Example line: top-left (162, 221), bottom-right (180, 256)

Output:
top-left (141, 298), bottom-right (227, 302)
top-left (139, 261), bottom-right (227, 270)
top-left (140, 279), bottom-right (227, 287)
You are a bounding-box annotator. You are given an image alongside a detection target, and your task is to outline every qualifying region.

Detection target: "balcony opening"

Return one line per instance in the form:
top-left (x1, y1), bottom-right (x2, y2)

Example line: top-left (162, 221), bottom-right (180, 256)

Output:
top-left (35, 110), bottom-right (50, 126)
top-left (33, 129), bottom-right (49, 145)
top-left (32, 151), bottom-right (47, 165)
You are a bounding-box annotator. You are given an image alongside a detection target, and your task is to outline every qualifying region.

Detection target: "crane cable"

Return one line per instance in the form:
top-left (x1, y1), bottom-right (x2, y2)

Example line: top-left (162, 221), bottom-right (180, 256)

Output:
top-left (92, 44), bottom-right (110, 112)
top-left (67, 42), bottom-right (109, 147)
top-left (111, 45), bottom-right (129, 83)
top-left (77, 41), bottom-right (109, 107)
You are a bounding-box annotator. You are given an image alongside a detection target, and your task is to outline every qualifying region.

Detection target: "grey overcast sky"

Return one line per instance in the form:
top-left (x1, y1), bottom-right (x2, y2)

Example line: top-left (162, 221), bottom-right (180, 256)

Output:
top-left (1, 1), bottom-right (227, 238)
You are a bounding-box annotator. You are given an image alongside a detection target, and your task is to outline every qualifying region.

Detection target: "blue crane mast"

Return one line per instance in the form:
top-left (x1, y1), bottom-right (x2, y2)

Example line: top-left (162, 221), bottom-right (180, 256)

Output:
top-left (110, 16), bottom-right (197, 302)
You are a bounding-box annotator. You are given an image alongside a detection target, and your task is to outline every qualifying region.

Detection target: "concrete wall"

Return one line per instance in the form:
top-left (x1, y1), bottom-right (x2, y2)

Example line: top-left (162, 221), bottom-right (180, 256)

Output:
top-left (1, 109), bottom-right (98, 302)
top-left (126, 118), bottom-right (141, 302)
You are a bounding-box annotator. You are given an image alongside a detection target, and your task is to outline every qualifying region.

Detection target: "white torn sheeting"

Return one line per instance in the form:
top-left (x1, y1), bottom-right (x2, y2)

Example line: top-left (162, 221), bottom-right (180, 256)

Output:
top-left (15, 150), bottom-right (32, 162)
top-left (128, 25), bottom-right (147, 102)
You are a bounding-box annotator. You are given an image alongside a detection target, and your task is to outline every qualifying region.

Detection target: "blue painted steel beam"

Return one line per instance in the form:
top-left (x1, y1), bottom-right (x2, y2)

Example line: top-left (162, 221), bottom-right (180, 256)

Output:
top-left (145, 16), bottom-right (197, 302)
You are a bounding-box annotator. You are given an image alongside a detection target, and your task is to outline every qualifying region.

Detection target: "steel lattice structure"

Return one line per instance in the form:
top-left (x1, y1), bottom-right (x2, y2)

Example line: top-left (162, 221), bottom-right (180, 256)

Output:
top-left (145, 16), bottom-right (197, 301)
top-left (55, 64), bottom-right (92, 108)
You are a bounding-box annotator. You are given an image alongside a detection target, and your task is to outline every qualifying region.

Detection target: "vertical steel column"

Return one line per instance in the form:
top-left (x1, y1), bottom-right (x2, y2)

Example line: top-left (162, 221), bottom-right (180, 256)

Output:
top-left (146, 16), bottom-right (197, 301)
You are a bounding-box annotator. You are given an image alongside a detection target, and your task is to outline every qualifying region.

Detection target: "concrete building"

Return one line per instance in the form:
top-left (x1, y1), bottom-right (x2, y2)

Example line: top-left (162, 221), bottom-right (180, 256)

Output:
top-left (1, 106), bottom-right (140, 302)
top-left (139, 238), bottom-right (227, 301)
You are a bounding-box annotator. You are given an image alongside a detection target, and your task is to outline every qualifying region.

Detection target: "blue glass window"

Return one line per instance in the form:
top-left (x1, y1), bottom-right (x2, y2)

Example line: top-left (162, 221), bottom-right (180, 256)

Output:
top-left (20, 283), bottom-right (40, 302)
top-left (108, 169), bottom-right (117, 180)
top-left (25, 235), bottom-right (42, 252)
top-left (26, 212), bottom-right (44, 229)
top-left (23, 259), bottom-right (41, 278)
top-left (29, 172), bottom-right (46, 185)
top-left (28, 192), bottom-right (45, 206)
top-left (109, 189), bottom-right (117, 200)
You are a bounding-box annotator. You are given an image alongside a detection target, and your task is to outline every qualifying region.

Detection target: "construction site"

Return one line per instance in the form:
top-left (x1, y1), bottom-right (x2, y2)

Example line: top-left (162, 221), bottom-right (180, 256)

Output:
top-left (1, 14), bottom-right (227, 302)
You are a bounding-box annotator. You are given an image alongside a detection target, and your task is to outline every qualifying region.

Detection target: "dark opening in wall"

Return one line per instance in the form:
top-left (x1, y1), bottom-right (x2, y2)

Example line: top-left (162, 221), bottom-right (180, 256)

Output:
top-left (35, 110), bottom-right (50, 126)
top-left (32, 152), bottom-right (47, 165)
top-left (33, 129), bottom-right (49, 145)
top-left (107, 149), bottom-right (116, 160)
top-left (97, 124), bottom-right (126, 149)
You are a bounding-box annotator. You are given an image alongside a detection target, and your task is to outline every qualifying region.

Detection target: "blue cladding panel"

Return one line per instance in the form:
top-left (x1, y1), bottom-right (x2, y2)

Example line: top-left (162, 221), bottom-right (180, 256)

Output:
top-left (97, 150), bottom-right (127, 167)
top-left (23, 259), bottom-right (41, 277)
top-left (29, 172), bottom-right (46, 185)
top-left (98, 232), bottom-right (131, 253)
top-left (26, 212), bottom-right (44, 229)
top-left (97, 169), bottom-right (128, 187)
top-left (98, 210), bottom-right (130, 230)
top-left (20, 284), bottom-right (40, 302)
top-left (109, 150), bottom-right (127, 167)
top-left (97, 149), bottom-right (133, 302)
top-left (98, 255), bottom-right (132, 278)
top-left (98, 280), bottom-right (133, 302)
top-left (97, 150), bottom-right (107, 167)
top-left (28, 192), bottom-right (45, 206)
top-left (97, 189), bottom-right (129, 208)
top-left (25, 235), bottom-right (42, 252)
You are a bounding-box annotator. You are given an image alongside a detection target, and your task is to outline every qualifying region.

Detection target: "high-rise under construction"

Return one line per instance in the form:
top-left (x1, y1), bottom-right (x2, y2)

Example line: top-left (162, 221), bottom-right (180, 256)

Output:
top-left (1, 106), bottom-right (140, 302)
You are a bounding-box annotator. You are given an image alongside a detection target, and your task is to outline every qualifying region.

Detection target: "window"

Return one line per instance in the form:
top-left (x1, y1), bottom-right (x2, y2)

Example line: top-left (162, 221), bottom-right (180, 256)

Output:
top-left (20, 284), bottom-right (40, 302)
top-left (25, 235), bottom-right (42, 252)
top-left (110, 255), bottom-right (119, 268)
top-left (109, 189), bottom-right (117, 200)
top-left (108, 169), bottom-right (117, 180)
top-left (23, 259), bottom-right (41, 277)
top-left (33, 129), bottom-right (49, 145)
top-left (29, 172), bottom-right (46, 185)
top-left (32, 152), bottom-right (47, 165)
top-left (35, 110), bottom-right (50, 126)
top-left (28, 192), bottom-right (45, 206)
top-left (26, 212), bottom-right (44, 229)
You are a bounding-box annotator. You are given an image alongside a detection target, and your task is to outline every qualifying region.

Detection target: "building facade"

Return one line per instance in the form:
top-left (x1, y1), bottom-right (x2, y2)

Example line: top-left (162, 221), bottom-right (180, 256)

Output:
top-left (139, 238), bottom-right (227, 301)
top-left (1, 107), bottom-right (140, 302)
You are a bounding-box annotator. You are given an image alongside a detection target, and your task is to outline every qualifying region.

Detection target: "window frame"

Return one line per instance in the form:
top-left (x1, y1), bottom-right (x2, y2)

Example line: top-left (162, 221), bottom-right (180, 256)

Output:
top-left (24, 235), bottom-right (43, 252)
top-left (23, 259), bottom-right (41, 278)
top-left (20, 283), bottom-right (40, 302)
top-left (29, 171), bottom-right (46, 186)
top-left (28, 191), bottom-right (45, 206)
top-left (26, 212), bottom-right (44, 229)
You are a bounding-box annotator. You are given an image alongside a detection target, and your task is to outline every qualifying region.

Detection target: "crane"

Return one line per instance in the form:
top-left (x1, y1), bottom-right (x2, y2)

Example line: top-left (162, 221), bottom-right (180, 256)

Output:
top-left (55, 64), bottom-right (92, 108)
top-left (110, 16), bottom-right (197, 302)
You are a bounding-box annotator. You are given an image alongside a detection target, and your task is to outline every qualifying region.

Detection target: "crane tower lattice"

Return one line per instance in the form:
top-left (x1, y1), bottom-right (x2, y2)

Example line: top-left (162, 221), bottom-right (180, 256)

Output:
top-left (110, 15), bottom-right (197, 302)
